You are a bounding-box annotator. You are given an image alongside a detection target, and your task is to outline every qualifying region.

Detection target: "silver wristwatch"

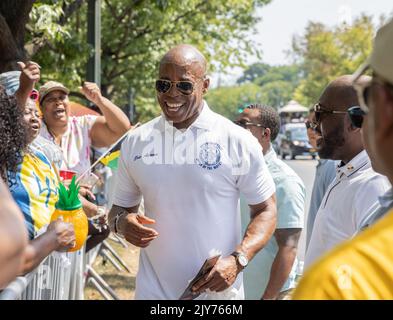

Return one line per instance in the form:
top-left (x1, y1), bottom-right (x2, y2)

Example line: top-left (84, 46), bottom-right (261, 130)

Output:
top-left (231, 251), bottom-right (249, 268)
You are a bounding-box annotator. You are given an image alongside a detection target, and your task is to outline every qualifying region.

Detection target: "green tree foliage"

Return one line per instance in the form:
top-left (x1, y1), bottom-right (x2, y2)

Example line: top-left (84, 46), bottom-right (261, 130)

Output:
top-left (21, 0), bottom-right (271, 122)
top-left (207, 14), bottom-right (380, 119)
top-left (291, 15), bottom-right (376, 107)
top-left (205, 82), bottom-right (261, 120)
top-left (236, 62), bottom-right (271, 84)
top-left (208, 63), bottom-right (301, 119)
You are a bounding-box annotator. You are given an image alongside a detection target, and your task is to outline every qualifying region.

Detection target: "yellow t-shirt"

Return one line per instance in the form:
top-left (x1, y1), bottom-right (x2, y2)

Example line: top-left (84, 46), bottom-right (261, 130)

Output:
top-left (8, 150), bottom-right (59, 239)
top-left (293, 209), bottom-right (393, 300)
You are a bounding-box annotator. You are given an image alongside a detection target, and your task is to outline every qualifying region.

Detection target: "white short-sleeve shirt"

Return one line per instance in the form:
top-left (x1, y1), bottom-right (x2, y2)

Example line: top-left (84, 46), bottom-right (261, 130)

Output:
top-left (113, 102), bottom-right (275, 300)
top-left (40, 115), bottom-right (97, 176)
top-left (305, 150), bottom-right (391, 269)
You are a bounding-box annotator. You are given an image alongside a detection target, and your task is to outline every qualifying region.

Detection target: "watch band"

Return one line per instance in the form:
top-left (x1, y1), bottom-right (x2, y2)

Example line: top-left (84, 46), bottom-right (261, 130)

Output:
top-left (231, 251), bottom-right (248, 268)
top-left (114, 211), bottom-right (127, 235)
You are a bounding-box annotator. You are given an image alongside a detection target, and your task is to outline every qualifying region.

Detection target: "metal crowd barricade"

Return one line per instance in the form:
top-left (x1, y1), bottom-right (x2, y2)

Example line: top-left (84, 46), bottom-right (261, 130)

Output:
top-left (0, 167), bottom-right (132, 300)
top-left (24, 252), bottom-right (72, 300)
top-left (0, 248), bottom-right (85, 300)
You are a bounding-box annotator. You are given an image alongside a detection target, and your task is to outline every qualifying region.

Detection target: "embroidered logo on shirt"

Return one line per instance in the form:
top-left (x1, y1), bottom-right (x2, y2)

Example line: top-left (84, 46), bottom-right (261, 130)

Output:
top-left (133, 153), bottom-right (158, 161)
top-left (196, 142), bottom-right (222, 170)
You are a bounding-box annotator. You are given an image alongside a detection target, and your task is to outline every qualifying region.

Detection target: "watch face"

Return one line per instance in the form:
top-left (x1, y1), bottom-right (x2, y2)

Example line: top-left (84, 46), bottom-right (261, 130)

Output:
top-left (238, 254), bottom-right (248, 267)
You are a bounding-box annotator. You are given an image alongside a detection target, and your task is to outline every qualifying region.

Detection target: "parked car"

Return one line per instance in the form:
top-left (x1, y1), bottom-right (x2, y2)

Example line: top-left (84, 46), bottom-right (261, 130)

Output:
top-left (279, 123), bottom-right (317, 160)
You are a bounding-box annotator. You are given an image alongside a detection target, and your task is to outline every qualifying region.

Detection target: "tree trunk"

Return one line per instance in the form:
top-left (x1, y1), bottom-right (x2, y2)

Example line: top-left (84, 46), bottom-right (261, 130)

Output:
top-left (0, 0), bottom-right (35, 73)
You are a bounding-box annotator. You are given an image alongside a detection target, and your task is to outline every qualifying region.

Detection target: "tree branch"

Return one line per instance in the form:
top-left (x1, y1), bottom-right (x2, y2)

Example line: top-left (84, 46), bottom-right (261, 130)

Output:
top-left (59, 0), bottom-right (85, 26)
top-left (0, 0), bottom-right (35, 72)
top-left (0, 14), bottom-right (21, 72)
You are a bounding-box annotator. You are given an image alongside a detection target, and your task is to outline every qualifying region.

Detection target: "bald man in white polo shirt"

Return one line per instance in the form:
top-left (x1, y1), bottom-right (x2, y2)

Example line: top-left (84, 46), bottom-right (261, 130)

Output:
top-left (109, 45), bottom-right (277, 300)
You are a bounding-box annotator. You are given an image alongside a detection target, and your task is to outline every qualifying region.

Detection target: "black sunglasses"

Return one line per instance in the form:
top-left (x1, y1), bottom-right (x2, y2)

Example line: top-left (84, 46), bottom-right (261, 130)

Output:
top-left (233, 120), bottom-right (265, 129)
top-left (155, 79), bottom-right (196, 95)
top-left (347, 106), bottom-right (366, 128)
top-left (313, 103), bottom-right (347, 123)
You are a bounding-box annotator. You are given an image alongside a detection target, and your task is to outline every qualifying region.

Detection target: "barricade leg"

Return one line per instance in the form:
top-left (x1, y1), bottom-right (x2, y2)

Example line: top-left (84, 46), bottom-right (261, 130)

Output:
top-left (86, 265), bottom-right (120, 300)
top-left (101, 241), bottom-right (131, 273)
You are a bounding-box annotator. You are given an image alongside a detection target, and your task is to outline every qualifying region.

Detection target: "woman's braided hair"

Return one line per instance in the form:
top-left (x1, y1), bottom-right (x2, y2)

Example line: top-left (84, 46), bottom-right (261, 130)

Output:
top-left (0, 86), bottom-right (28, 185)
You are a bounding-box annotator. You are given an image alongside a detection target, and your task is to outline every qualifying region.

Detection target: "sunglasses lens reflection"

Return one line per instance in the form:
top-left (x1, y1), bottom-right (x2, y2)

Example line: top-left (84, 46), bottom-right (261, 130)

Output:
top-left (156, 80), bottom-right (171, 93)
top-left (176, 82), bottom-right (193, 95)
top-left (352, 115), bottom-right (363, 128)
top-left (348, 107), bottom-right (365, 128)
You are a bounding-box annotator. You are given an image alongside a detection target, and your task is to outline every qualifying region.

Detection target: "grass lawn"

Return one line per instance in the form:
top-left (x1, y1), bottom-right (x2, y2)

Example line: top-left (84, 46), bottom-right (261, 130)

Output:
top-left (84, 237), bottom-right (139, 300)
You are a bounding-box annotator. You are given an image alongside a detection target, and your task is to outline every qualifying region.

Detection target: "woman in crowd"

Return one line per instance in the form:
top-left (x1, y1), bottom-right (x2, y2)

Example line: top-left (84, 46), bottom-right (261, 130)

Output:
top-left (0, 86), bottom-right (29, 287)
top-left (0, 85), bottom-right (75, 275)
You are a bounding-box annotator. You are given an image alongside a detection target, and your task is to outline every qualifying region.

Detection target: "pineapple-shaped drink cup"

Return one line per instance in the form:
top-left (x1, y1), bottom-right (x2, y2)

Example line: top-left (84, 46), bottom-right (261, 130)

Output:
top-left (51, 176), bottom-right (88, 252)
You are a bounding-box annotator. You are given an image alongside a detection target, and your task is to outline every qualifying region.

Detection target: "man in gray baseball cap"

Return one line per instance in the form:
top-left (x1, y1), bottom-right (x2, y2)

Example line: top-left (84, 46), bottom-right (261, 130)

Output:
top-left (352, 18), bottom-right (393, 180)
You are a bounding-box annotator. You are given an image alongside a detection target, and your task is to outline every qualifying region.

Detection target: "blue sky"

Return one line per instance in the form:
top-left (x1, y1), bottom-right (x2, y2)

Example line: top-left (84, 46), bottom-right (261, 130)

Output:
top-left (213, 0), bottom-right (393, 86)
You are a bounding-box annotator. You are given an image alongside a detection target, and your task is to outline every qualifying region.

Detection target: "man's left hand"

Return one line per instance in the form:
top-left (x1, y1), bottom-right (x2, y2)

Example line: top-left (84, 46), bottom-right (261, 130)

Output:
top-left (191, 255), bottom-right (240, 293)
top-left (80, 82), bottom-right (103, 105)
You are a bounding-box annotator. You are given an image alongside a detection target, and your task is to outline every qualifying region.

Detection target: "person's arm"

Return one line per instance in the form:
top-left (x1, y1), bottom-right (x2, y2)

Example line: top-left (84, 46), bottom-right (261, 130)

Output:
top-left (14, 61), bottom-right (40, 108)
top-left (262, 228), bottom-right (302, 299)
top-left (109, 204), bottom-right (159, 248)
top-left (80, 196), bottom-right (98, 218)
top-left (0, 180), bottom-right (28, 288)
top-left (80, 82), bottom-right (131, 148)
top-left (20, 219), bottom-right (75, 274)
top-left (192, 194), bottom-right (277, 293)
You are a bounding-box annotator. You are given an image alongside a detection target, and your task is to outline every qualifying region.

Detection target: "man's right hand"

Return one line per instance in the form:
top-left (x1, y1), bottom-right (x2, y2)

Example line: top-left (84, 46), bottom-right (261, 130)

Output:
top-left (118, 213), bottom-right (158, 248)
top-left (47, 219), bottom-right (76, 252)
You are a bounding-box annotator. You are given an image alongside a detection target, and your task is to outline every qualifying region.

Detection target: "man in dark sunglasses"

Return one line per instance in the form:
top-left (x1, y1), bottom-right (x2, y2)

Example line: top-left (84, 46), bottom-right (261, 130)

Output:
top-left (312, 75), bottom-right (369, 161)
top-left (294, 19), bottom-right (393, 300)
top-left (305, 75), bottom-right (390, 270)
top-left (236, 105), bottom-right (305, 300)
top-left (155, 45), bottom-right (210, 130)
top-left (109, 44), bottom-right (277, 300)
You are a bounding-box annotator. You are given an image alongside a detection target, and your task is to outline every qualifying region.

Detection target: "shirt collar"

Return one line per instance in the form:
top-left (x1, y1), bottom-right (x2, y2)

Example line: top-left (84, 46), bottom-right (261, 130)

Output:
top-left (336, 150), bottom-right (369, 178)
top-left (158, 100), bottom-right (214, 132)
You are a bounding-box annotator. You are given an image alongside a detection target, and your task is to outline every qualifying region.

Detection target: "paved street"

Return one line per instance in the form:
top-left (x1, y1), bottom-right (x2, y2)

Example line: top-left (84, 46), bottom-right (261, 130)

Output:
top-left (283, 157), bottom-right (317, 263)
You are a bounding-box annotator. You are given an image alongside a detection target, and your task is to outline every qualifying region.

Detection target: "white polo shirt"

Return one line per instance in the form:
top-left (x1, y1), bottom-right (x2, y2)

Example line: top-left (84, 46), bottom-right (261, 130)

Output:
top-left (305, 150), bottom-right (391, 269)
top-left (113, 102), bottom-right (276, 300)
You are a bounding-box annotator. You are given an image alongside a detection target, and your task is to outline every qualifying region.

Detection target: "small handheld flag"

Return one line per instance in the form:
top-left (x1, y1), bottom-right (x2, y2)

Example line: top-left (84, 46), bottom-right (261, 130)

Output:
top-left (100, 150), bottom-right (120, 169)
top-left (76, 122), bottom-right (140, 183)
